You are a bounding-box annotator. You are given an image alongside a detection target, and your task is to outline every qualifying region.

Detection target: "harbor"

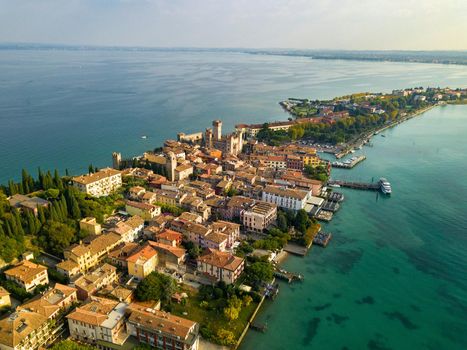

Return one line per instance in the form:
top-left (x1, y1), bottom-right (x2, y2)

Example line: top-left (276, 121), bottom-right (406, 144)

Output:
top-left (332, 155), bottom-right (366, 169)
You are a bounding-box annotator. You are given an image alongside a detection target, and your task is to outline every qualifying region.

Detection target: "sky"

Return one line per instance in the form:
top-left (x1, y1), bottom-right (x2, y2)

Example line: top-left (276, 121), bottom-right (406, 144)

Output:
top-left (0, 0), bottom-right (466, 50)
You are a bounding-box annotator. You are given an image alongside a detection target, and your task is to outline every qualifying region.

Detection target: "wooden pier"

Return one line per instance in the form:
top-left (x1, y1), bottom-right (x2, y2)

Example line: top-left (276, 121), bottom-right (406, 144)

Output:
top-left (273, 267), bottom-right (304, 283)
top-left (328, 180), bottom-right (379, 191)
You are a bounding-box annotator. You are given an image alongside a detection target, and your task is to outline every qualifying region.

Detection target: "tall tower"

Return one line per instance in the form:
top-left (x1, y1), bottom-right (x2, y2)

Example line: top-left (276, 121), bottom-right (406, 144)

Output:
top-left (112, 152), bottom-right (122, 169)
top-left (166, 151), bottom-right (177, 181)
top-left (213, 120), bottom-right (222, 141)
top-left (205, 128), bottom-right (213, 148)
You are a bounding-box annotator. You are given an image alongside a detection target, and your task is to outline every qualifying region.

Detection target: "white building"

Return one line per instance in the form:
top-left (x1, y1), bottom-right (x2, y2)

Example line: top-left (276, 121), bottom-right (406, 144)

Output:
top-left (72, 168), bottom-right (122, 197)
top-left (262, 185), bottom-right (311, 211)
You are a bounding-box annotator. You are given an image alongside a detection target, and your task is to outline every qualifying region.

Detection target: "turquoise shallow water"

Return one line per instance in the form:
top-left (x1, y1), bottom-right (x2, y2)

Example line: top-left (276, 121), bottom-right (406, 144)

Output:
top-left (1, 49), bottom-right (467, 183)
top-left (241, 105), bottom-right (467, 350)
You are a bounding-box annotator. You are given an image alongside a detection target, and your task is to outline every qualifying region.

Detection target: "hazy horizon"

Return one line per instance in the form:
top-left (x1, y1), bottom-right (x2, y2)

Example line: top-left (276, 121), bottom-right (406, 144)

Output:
top-left (0, 0), bottom-right (466, 50)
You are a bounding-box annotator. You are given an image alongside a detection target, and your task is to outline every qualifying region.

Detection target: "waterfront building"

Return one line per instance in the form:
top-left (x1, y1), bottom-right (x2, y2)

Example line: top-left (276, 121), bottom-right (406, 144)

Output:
top-left (196, 248), bottom-right (244, 284)
top-left (72, 168), bottom-right (122, 197)
top-left (262, 185), bottom-right (311, 211)
top-left (126, 303), bottom-right (200, 350)
top-left (240, 201), bottom-right (277, 233)
top-left (67, 297), bottom-right (129, 347)
top-left (4, 260), bottom-right (49, 293)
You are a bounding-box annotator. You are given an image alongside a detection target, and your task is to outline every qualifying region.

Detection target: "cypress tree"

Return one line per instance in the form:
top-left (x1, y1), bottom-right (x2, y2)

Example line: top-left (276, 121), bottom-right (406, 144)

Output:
top-left (22, 169), bottom-right (30, 194)
top-left (13, 211), bottom-right (25, 237)
top-left (88, 164), bottom-right (94, 174)
top-left (8, 180), bottom-right (18, 196)
top-left (38, 167), bottom-right (44, 190)
top-left (70, 194), bottom-right (81, 219)
top-left (37, 206), bottom-right (46, 224)
top-left (54, 169), bottom-right (64, 191)
top-left (59, 195), bottom-right (68, 219)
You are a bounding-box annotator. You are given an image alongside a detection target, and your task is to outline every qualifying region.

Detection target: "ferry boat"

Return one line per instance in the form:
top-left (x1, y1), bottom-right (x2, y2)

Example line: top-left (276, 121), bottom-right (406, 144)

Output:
top-left (379, 178), bottom-right (392, 195)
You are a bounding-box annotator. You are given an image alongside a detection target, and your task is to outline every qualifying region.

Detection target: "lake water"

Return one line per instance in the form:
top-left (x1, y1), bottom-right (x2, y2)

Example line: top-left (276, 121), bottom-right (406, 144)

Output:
top-left (1, 49), bottom-right (466, 183)
top-left (0, 49), bottom-right (466, 349)
top-left (241, 105), bottom-right (467, 350)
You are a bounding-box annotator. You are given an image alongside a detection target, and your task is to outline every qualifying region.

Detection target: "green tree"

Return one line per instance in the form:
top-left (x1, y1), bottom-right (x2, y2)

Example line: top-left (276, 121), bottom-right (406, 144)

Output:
top-left (38, 221), bottom-right (75, 255)
top-left (245, 261), bottom-right (274, 287)
top-left (277, 212), bottom-right (288, 232)
top-left (294, 209), bottom-right (310, 233)
top-left (135, 272), bottom-right (177, 305)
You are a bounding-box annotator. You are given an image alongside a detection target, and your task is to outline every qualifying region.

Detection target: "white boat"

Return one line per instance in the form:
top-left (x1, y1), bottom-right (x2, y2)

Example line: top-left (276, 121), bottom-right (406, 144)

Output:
top-left (141, 135), bottom-right (147, 139)
top-left (379, 178), bottom-right (392, 195)
top-left (329, 184), bottom-right (341, 188)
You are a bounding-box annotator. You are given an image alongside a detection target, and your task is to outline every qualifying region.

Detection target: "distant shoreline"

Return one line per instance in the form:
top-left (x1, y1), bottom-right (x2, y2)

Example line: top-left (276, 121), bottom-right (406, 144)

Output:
top-left (1, 43), bottom-right (466, 66)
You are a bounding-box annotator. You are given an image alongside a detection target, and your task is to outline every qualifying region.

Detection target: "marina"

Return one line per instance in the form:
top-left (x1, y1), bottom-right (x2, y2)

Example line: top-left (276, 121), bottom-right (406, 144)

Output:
top-left (327, 178), bottom-right (392, 194)
top-left (332, 155), bottom-right (366, 169)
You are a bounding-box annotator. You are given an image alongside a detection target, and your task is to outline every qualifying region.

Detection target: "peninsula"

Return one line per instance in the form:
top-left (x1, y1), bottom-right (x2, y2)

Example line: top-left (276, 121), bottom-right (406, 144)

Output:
top-left (0, 86), bottom-right (465, 350)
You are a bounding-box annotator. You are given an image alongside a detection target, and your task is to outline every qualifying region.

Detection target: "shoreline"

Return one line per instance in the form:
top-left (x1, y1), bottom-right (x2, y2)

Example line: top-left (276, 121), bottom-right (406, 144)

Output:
top-left (335, 104), bottom-right (438, 158)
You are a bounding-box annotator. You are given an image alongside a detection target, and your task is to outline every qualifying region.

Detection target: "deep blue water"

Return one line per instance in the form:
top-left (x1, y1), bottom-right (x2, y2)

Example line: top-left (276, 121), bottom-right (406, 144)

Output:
top-left (1, 49), bottom-right (467, 183)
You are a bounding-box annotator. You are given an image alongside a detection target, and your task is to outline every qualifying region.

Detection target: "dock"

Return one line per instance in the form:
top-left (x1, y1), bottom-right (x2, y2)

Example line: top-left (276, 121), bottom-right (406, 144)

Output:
top-left (332, 155), bottom-right (366, 169)
top-left (284, 242), bottom-right (308, 256)
top-left (273, 267), bottom-right (304, 283)
top-left (328, 180), bottom-right (379, 191)
top-left (315, 210), bottom-right (333, 222)
top-left (321, 200), bottom-right (340, 212)
top-left (313, 232), bottom-right (332, 247)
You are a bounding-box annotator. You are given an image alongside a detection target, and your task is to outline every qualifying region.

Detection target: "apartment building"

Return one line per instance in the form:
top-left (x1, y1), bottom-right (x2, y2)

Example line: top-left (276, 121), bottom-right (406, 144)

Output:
top-left (126, 245), bottom-right (158, 280)
top-left (240, 201), bottom-right (277, 232)
top-left (0, 309), bottom-right (52, 350)
top-left (125, 201), bottom-right (161, 220)
top-left (72, 168), bottom-right (122, 197)
top-left (126, 304), bottom-right (200, 350)
top-left (4, 261), bottom-right (49, 293)
top-left (197, 248), bottom-right (244, 284)
top-left (74, 263), bottom-right (118, 300)
top-left (67, 297), bottom-right (129, 347)
top-left (262, 185), bottom-right (311, 211)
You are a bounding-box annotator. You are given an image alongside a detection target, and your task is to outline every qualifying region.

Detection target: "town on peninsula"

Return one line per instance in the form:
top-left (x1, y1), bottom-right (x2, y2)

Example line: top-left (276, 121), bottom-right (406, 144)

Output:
top-left (0, 86), bottom-right (465, 350)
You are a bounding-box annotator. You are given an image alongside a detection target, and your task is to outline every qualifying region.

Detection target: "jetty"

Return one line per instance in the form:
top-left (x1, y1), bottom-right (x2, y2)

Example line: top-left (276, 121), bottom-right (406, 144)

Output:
top-left (328, 180), bottom-right (379, 191)
top-left (313, 232), bottom-right (332, 247)
top-left (273, 267), bottom-right (304, 283)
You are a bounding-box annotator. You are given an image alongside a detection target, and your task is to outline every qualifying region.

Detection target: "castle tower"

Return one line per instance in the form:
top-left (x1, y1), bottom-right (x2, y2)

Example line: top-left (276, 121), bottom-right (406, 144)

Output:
top-left (166, 151), bottom-right (177, 181)
top-left (112, 152), bottom-right (122, 169)
top-left (213, 120), bottom-right (222, 141)
top-left (205, 128), bottom-right (213, 148)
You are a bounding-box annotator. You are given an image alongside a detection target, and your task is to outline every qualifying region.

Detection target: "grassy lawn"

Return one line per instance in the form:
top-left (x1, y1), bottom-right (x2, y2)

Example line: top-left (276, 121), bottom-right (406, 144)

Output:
top-left (171, 288), bottom-right (259, 344)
